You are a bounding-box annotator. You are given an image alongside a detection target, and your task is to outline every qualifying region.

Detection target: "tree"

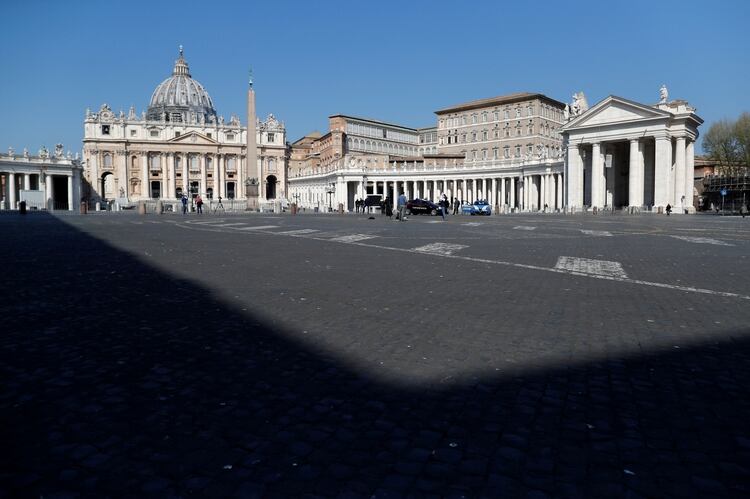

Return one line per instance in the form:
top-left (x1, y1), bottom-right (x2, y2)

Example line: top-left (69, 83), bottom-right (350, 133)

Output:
top-left (703, 114), bottom-right (750, 176)
top-left (734, 112), bottom-right (750, 170)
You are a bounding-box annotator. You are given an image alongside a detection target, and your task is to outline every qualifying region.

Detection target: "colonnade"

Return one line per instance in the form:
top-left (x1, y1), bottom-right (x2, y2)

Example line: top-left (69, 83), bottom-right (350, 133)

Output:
top-left (567, 135), bottom-right (696, 211)
top-left (290, 171), bottom-right (564, 212)
top-left (360, 174), bottom-right (562, 212)
top-left (1, 163), bottom-right (80, 211)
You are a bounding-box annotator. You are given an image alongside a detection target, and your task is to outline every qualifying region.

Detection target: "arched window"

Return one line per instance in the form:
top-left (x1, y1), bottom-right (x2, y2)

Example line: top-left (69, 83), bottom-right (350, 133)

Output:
top-left (149, 154), bottom-right (159, 170)
top-left (131, 155), bottom-right (138, 168)
top-left (190, 154), bottom-right (199, 171)
top-left (268, 158), bottom-right (276, 172)
top-left (226, 156), bottom-right (236, 171)
top-left (103, 153), bottom-right (113, 168)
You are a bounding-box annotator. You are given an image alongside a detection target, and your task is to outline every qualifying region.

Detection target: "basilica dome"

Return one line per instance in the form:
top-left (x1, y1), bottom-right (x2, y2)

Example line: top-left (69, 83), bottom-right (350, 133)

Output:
top-left (147, 47), bottom-right (217, 123)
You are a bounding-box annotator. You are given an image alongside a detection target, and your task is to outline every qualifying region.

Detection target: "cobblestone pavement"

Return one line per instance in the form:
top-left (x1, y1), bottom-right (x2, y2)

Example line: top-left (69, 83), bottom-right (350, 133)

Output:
top-left (2, 211), bottom-right (750, 498)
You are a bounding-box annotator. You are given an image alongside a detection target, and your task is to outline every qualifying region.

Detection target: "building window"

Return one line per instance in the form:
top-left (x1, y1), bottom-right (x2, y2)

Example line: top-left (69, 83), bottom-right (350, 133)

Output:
top-left (528, 125), bottom-right (534, 135)
top-left (527, 145), bottom-right (533, 156)
top-left (175, 131), bottom-right (181, 138)
top-left (190, 154), bottom-right (199, 171)
top-left (515, 146), bottom-right (521, 157)
top-left (268, 158), bottom-right (276, 172)
top-left (226, 133), bottom-right (235, 141)
top-left (472, 114), bottom-right (477, 124)
top-left (494, 111), bottom-right (499, 121)
top-left (482, 131), bottom-right (488, 141)
top-left (149, 154), bottom-right (159, 171)
top-left (504, 127), bottom-right (510, 138)
top-left (103, 153), bottom-right (113, 168)
top-left (226, 156), bottom-right (236, 171)
top-left (207, 132), bottom-right (212, 139)
top-left (461, 134), bottom-right (466, 143)
top-left (150, 130), bottom-right (159, 137)
top-left (226, 182), bottom-right (236, 199)
top-left (101, 125), bottom-right (110, 135)
top-left (504, 109), bottom-right (509, 119)
top-left (131, 155), bottom-right (138, 168)
top-left (493, 148), bottom-right (498, 159)
top-left (471, 150), bottom-right (477, 161)
top-left (503, 146), bottom-right (510, 159)
top-left (482, 149), bottom-right (487, 160)
top-left (150, 181), bottom-right (161, 198)
top-left (267, 132), bottom-right (275, 142)
top-left (516, 108), bottom-right (521, 118)
top-left (462, 116), bottom-right (467, 125)
top-left (471, 132), bottom-right (477, 142)
top-left (130, 129), bottom-right (137, 137)
top-left (482, 112), bottom-right (487, 122)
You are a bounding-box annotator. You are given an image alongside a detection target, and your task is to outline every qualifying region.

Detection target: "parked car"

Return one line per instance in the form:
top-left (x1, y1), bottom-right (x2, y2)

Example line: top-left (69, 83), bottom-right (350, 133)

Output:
top-left (463, 199), bottom-right (492, 215)
top-left (406, 198), bottom-right (441, 215)
top-left (364, 194), bottom-right (382, 212)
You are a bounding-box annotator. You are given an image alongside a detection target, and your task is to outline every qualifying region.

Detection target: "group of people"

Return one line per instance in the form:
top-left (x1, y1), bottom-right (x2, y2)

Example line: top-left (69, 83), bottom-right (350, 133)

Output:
top-left (354, 198), bottom-right (373, 214)
top-left (180, 193), bottom-right (216, 214)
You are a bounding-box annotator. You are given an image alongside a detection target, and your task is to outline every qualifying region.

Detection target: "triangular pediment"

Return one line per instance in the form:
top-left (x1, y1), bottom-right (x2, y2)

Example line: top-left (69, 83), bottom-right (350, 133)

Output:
top-left (562, 95), bottom-right (671, 130)
top-left (168, 132), bottom-right (218, 145)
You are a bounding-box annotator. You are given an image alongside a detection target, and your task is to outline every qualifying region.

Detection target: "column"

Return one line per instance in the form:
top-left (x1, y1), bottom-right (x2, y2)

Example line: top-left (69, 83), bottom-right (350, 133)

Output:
top-left (73, 168), bottom-right (81, 211)
top-left (547, 174), bottom-right (554, 209)
top-left (181, 153), bottom-right (188, 198)
top-left (201, 154), bottom-right (208, 197)
top-left (674, 136), bottom-right (686, 210)
top-left (500, 178), bottom-right (506, 210)
top-left (142, 153), bottom-right (150, 199)
top-left (605, 147), bottom-right (615, 207)
top-left (556, 173), bottom-right (563, 210)
top-left (23, 174), bottom-right (31, 191)
top-left (67, 175), bottom-right (73, 211)
top-left (218, 155), bottom-right (225, 199)
top-left (685, 140), bottom-right (695, 213)
top-left (540, 175), bottom-right (546, 211)
top-left (654, 136), bottom-right (672, 208)
top-left (591, 142), bottom-right (604, 208)
top-left (45, 174), bottom-right (52, 209)
top-left (9, 172), bottom-right (16, 209)
top-left (566, 144), bottom-right (582, 209)
top-left (168, 153), bottom-right (176, 199)
top-left (628, 139), bottom-right (644, 208)
top-left (509, 177), bottom-right (516, 209)
top-left (213, 154), bottom-right (220, 199)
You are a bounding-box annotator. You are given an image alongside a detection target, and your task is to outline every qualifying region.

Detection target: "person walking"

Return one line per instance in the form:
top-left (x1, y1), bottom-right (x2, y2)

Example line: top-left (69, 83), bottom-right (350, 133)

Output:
top-left (384, 196), bottom-right (393, 219)
top-left (440, 194), bottom-right (448, 220)
top-left (397, 192), bottom-right (407, 221)
top-left (195, 194), bottom-right (203, 214)
top-left (453, 197), bottom-right (460, 215)
top-left (740, 204), bottom-right (747, 218)
top-left (181, 193), bottom-right (188, 215)
top-left (666, 203), bottom-right (672, 216)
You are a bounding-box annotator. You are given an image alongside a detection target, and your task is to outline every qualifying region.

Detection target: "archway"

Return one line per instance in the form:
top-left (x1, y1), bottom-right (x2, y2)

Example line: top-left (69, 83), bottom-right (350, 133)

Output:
top-left (266, 175), bottom-right (277, 199)
top-left (101, 172), bottom-right (115, 200)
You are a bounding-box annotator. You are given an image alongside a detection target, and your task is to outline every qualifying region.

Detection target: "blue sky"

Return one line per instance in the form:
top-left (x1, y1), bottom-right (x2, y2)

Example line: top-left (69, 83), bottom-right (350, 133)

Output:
top-left (1, 0), bottom-right (748, 154)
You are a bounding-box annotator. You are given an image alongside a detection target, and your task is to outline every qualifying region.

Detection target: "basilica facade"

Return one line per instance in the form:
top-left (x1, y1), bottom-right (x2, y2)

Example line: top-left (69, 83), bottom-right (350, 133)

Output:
top-left (82, 48), bottom-right (287, 208)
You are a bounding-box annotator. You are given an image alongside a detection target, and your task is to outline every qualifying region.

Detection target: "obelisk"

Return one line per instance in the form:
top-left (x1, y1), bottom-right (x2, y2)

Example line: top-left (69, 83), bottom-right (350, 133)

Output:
top-left (246, 69), bottom-right (259, 210)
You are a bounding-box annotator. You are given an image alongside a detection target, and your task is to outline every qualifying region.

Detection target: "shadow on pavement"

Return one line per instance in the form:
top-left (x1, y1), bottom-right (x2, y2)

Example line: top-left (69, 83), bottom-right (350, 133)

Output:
top-left (1, 213), bottom-right (749, 498)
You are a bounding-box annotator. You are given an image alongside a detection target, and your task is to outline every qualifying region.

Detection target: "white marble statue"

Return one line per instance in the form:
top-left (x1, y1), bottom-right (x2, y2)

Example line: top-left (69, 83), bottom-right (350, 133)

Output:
top-left (563, 104), bottom-right (570, 120)
top-left (659, 84), bottom-right (668, 103)
top-left (55, 143), bottom-right (64, 157)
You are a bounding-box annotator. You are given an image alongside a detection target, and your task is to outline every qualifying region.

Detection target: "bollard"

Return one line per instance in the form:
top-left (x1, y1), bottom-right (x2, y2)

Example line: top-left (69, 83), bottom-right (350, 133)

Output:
top-left (19, 200), bottom-right (27, 215)
top-left (80, 201), bottom-right (88, 214)
top-left (138, 201), bottom-right (147, 215)
top-left (156, 200), bottom-right (163, 214)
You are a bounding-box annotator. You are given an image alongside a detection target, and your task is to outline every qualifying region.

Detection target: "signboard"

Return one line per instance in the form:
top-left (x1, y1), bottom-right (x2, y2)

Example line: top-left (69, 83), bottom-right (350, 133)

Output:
top-left (720, 189), bottom-right (728, 196)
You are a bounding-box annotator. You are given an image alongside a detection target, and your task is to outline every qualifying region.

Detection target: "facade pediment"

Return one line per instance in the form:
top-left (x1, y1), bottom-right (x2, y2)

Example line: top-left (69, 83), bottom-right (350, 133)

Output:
top-left (563, 96), bottom-right (670, 130)
top-left (167, 132), bottom-right (217, 145)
